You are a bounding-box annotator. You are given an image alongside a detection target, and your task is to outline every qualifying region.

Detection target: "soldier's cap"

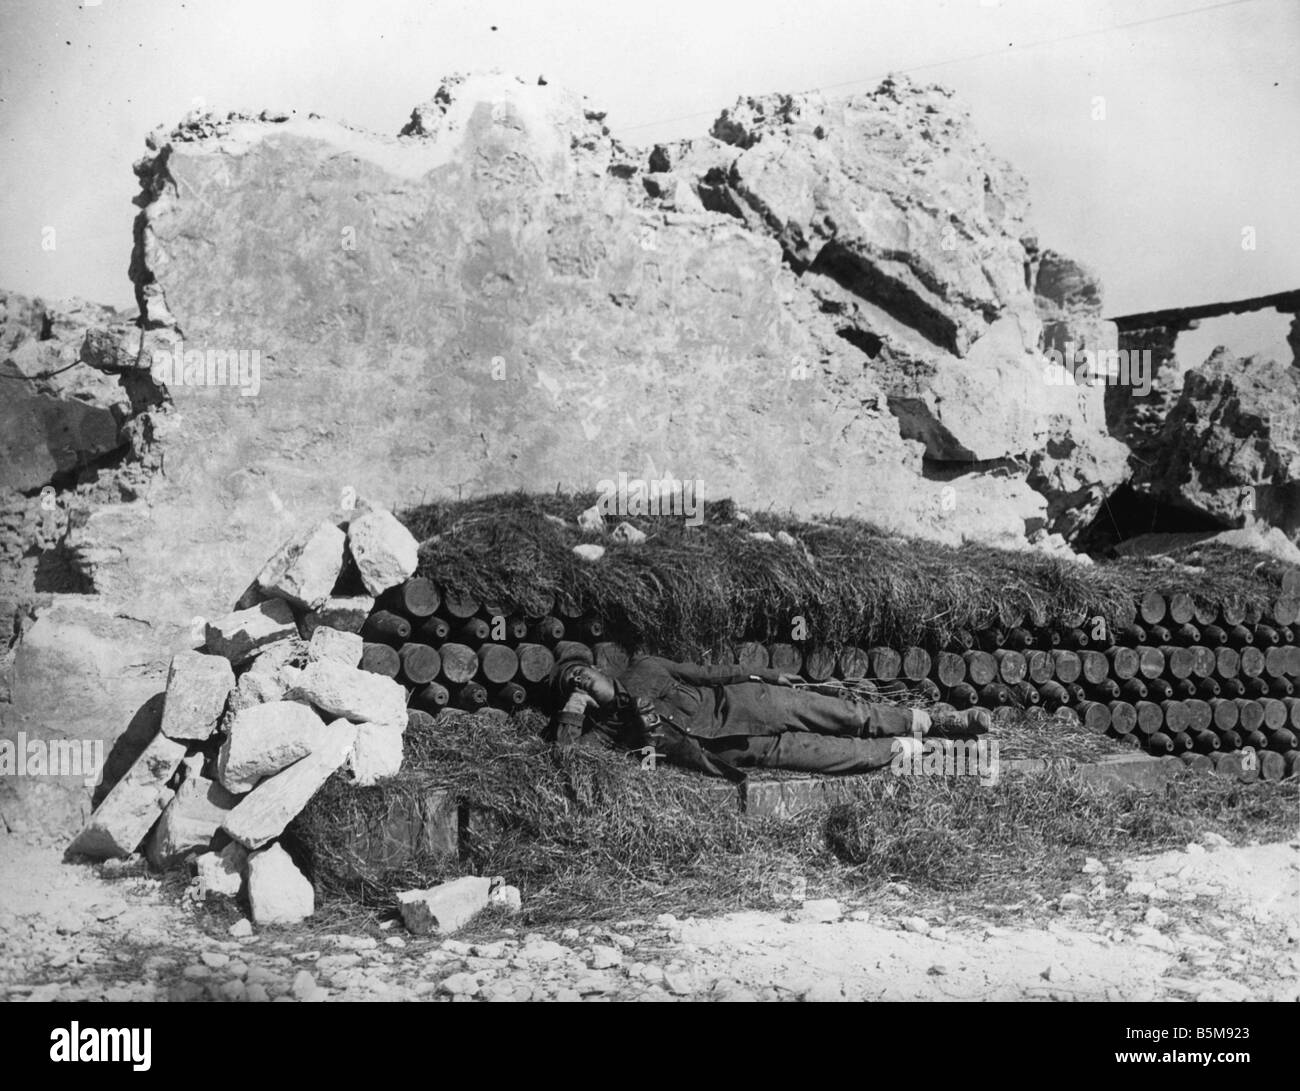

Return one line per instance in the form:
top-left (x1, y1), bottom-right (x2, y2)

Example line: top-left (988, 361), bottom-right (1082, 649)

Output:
top-left (549, 656), bottom-right (592, 705)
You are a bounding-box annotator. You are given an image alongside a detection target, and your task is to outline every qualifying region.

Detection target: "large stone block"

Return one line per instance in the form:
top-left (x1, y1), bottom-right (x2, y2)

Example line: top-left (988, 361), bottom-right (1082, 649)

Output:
top-left (398, 876), bottom-right (492, 936)
top-left (68, 730), bottom-right (188, 859)
top-left (216, 701), bottom-right (325, 794)
top-left (346, 509), bottom-right (419, 596)
top-left (146, 774), bottom-right (240, 868)
top-left (159, 651), bottom-right (235, 741)
top-left (247, 842), bottom-right (315, 925)
top-left (256, 520), bottom-right (346, 610)
top-left (205, 599), bottom-right (298, 664)
top-left (195, 841), bottom-right (248, 898)
top-left (307, 626), bottom-right (363, 668)
top-left (222, 718), bottom-right (357, 848)
top-left (298, 595), bottom-right (374, 639)
top-left (245, 637), bottom-right (306, 677)
top-left (348, 720), bottom-right (405, 786)
top-left (288, 659), bottom-right (407, 727)
top-left (225, 669), bottom-right (291, 715)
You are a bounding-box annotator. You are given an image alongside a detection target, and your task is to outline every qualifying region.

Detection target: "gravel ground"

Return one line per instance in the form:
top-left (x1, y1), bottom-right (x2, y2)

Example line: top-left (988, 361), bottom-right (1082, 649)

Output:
top-left (1, 830), bottom-right (1297, 1002)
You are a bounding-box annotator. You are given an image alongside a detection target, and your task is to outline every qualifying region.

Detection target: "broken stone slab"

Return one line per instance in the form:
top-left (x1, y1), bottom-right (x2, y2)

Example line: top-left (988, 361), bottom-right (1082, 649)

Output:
top-left (307, 626), bottom-right (363, 668)
top-left (225, 669), bottom-right (291, 715)
top-left (205, 599), bottom-right (298, 665)
top-left (159, 650), bottom-right (235, 741)
top-left (68, 730), bottom-right (189, 859)
top-left (195, 841), bottom-right (247, 898)
top-left (348, 720), bottom-right (405, 786)
top-left (225, 639), bottom-right (308, 714)
top-left (298, 595), bottom-right (374, 640)
top-left (222, 718), bottom-right (357, 849)
top-left (216, 701), bottom-right (326, 794)
top-left (246, 842), bottom-right (315, 925)
top-left (1075, 753), bottom-right (1187, 791)
top-left (245, 637), bottom-right (307, 677)
top-left (398, 876), bottom-right (493, 936)
top-left (146, 775), bottom-right (241, 869)
top-left (255, 520), bottom-right (346, 610)
top-left (288, 659), bottom-right (407, 727)
top-left (345, 509), bottom-right (419, 596)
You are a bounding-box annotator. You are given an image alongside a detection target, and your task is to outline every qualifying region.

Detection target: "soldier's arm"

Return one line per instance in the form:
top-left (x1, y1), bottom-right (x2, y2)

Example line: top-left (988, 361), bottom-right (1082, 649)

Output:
top-left (661, 660), bottom-right (787, 686)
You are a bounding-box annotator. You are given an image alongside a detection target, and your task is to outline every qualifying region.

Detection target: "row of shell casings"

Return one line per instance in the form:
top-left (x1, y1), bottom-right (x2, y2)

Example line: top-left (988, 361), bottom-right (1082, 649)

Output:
top-left (1132, 587), bottom-right (1300, 630)
top-left (355, 578), bottom-right (633, 712)
top-left (935, 644), bottom-right (1300, 709)
top-left (952, 618), bottom-right (1298, 651)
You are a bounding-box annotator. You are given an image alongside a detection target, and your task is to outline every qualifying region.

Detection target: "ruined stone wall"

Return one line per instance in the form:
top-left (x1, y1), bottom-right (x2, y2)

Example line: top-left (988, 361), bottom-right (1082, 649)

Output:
top-left (0, 73), bottom-right (1136, 835)
top-left (1109, 291), bottom-right (1300, 538)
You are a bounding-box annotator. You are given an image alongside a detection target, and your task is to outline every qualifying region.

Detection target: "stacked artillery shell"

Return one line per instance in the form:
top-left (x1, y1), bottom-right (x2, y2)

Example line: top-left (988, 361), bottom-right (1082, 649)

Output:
top-left (912, 588), bottom-right (1300, 773)
top-left (351, 578), bottom-right (569, 716)
top-left (364, 576), bottom-right (1300, 776)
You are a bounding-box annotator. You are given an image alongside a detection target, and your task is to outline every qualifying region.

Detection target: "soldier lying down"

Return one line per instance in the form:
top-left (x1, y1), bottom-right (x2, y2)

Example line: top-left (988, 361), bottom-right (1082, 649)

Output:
top-left (548, 655), bottom-right (991, 782)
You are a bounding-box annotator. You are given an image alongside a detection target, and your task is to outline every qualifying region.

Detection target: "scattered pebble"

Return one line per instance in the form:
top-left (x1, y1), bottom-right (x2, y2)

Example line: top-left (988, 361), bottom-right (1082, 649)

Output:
top-left (588, 945), bottom-right (622, 970)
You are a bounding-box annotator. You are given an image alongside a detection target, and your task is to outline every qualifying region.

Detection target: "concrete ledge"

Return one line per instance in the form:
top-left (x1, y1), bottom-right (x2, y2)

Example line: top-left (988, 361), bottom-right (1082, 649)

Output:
top-left (1073, 753), bottom-right (1187, 791)
top-left (1001, 758), bottom-right (1051, 776)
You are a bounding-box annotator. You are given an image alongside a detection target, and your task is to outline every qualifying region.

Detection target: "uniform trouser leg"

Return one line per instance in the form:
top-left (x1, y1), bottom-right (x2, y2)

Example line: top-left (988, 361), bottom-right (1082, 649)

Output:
top-left (706, 733), bottom-right (899, 774)
top-left (742, 684), bottom-right (916, 738)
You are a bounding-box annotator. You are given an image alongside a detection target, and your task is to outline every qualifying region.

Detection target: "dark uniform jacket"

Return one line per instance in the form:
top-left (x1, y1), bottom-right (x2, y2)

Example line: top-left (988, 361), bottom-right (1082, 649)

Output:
top-left (568, 657), bottom-right (796, 783)
top-left (618, 657), bottom-right (789, 738)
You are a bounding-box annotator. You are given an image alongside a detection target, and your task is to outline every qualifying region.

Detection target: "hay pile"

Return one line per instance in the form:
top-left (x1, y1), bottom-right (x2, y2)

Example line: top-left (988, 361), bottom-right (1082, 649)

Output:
top-left (291, 710), bottom-right (786, 919)
top-left (400, 492), bottom-right (1290, 655)
top-left (824, 769), bottom-right (1299, 896)
top-left (289, 707), bottom-right (1299, 922)
top-left (281, 493), bottom-right (1300, 922)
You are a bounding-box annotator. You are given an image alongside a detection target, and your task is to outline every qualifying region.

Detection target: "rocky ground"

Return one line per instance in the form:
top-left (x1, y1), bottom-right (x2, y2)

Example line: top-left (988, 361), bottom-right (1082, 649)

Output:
top-left (2, 829), bottom-right (1297, 1003)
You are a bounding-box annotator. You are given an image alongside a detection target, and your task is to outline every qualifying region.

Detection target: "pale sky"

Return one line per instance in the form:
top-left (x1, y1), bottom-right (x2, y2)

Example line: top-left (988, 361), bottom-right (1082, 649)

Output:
top-left (1, 0), bottom-right (1296, 316)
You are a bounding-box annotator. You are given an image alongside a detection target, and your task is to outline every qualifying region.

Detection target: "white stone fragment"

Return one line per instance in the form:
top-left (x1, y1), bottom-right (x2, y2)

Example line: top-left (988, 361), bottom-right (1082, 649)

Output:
top-left (205, 599), bottom-right (298, 664)
top-left (195, 841), bottom-right (248, 898)
top-left (247, 843), bottom-right (315, 925)
top-left (348, 720), bottom-right (405, 786)
top-left (298, 595), bottom-right (375, 639)
top-left (69, 731), bottom-right (188, 859)
top-left (307, 626), bottom-right (363, 667)
top-left (159, 651), bottom-right (235, 741)
top-left (288, 659), bottom-right (407, 726)
top-left (217, 701), bottom-right (325, 794)
top-left (346, 509), bottom-right (418, 596)
top-left (256, 520), bottom-right (346, 610)
top-left (221, 718), bottom-right (357, 849)
top-left (147, 775), bottom-right (240, 868)
top-left (610, 521), bottom-right (646, 545)
top-left (398, 876), bottom-right (492, 936)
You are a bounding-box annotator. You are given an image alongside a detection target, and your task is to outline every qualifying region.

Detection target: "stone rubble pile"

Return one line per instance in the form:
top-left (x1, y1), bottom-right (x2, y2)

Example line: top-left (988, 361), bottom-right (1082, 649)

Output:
top-left (67, 501), bottom-right (507, 933)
